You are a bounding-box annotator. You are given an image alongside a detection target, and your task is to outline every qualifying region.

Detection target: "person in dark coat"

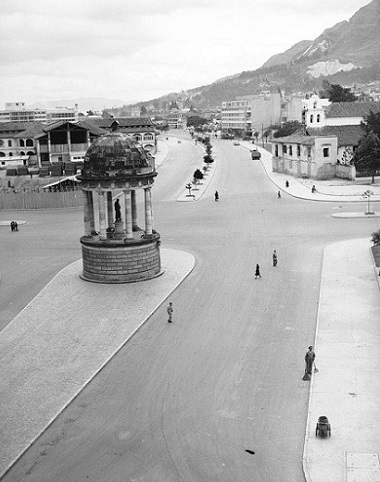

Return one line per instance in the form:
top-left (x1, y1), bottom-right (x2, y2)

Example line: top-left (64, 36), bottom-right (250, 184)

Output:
top-left (255, 264), bottom-right (261, 279)
top-left (167, 302), bottom-right (173, 323)
top-left (273, 250), bottom-right (277, 267)
top-left (305, 346), bottom-right (315, 375)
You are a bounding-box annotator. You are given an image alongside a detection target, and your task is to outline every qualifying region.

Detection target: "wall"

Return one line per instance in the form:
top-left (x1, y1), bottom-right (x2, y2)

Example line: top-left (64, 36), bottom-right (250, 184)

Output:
top-left (250, 92), bottom-right (281, 132)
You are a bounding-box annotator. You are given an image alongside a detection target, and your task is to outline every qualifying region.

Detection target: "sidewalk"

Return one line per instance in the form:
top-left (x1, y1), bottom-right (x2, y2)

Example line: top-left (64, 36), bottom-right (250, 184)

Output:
top-left (239, 140), bottom-right (380, 208)
top-left (303, 239), bottom-right (380, 482)
top-left (239, 141), bottom-right (380, 481)
top-left (0, 249), bottom-right (195, 478)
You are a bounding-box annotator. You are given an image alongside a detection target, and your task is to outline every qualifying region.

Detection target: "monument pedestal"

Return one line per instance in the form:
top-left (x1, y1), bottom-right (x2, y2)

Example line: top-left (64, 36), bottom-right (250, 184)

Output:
top-left (114, 219), bottom-right (125, 239)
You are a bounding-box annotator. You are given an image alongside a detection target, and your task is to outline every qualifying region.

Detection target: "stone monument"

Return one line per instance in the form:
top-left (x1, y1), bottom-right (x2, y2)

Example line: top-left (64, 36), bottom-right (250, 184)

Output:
top-left (77, 121), bottom-right (161, 283)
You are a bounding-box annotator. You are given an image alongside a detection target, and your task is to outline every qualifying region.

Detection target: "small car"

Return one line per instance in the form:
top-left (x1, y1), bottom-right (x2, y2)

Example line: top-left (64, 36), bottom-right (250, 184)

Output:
top-left (251, 150), bottom-right (261, 160)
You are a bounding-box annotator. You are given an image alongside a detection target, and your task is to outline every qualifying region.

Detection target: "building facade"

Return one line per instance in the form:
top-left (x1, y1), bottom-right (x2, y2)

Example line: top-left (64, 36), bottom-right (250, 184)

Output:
top-left (0, 102), bottom-right (79, 124)
top-left (85, 117), bottom-right (157, 153)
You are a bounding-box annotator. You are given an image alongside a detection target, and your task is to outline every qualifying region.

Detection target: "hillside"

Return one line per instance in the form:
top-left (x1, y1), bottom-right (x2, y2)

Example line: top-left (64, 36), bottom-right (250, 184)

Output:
top-left (136, 0), bottom-right (380, 110)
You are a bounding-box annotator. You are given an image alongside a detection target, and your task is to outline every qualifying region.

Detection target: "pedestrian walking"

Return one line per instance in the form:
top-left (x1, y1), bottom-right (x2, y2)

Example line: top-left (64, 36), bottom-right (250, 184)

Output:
top-left (255, 264), bottom-right (261, 279)
top-left (273, 250), bottom-right (277, 267)
top-left (285, 180), bottom-right (289, 188)
top-left (277, 190), bottom-right (281, 198)
top-left (214, 191), bottom-right (219, 201)
top-left (10, 221), bottom-right (14, 232)
top-left (167, 302), bottom-right (173, 323)
top-left (305, 346), bottom-right (315, 375)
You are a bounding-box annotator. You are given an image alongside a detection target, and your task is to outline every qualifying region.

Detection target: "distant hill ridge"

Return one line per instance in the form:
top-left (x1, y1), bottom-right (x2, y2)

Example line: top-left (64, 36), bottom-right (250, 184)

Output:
top-left (138, 0), bottom-right (380, 109)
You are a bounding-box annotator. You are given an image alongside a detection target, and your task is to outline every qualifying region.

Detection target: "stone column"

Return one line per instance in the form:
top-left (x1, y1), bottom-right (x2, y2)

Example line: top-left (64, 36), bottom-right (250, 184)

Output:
top-left (98, 191), bottom-right (107, 240)
top-left (86, 131), bottom-right (91, 147)
top-left (107, 191), bottom-right (113, 229)
top-left (47, 131), bottom-right (52, 163)
top-left (66, 125), bottom-right (72, 161)
top-left (124, 190), bottom-right (133, 239)
top-left (131, 190), bottom-right (138, 231)
top-left (144, 187), bottom-right (153, 235)
top-left (83, 190), bottom-right (91, 236)
top-left (88, 190), bottom-right (96, 234)
top-left (36, 140), bottom-right (41, 167)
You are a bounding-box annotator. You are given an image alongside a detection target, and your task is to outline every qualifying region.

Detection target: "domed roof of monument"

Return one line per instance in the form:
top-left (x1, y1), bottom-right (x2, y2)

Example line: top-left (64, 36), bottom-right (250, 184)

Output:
top-left (79, 122), bottom-right (155, 181)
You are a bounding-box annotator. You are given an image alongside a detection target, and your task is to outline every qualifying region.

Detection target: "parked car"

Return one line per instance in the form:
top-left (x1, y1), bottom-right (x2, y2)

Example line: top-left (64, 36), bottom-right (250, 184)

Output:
top-left (233, 140), bottom-right (240, 146)
top-left (251, 150), bottom-right (261, 160)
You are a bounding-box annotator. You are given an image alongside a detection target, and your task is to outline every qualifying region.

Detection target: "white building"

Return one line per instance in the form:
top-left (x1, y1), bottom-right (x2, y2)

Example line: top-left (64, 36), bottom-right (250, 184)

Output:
top-left (0, 102), bottom-right (79, 124)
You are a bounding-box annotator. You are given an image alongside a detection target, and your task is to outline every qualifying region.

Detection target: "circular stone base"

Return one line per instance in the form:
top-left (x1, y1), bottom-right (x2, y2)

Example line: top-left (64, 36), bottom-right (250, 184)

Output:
top-left (80, 234), bottom-right (161, 283)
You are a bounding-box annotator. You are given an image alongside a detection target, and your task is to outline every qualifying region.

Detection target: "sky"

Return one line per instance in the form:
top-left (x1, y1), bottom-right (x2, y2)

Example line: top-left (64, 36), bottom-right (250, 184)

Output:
top-left (0, 0), bottom-right (371, 110)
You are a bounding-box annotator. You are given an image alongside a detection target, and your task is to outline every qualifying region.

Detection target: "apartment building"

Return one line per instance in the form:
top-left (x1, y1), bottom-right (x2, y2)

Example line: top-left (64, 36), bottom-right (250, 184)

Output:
top-left (0, 102), bottom-right (79, 124)
top-left (220, 97), bottom-right (252, 136)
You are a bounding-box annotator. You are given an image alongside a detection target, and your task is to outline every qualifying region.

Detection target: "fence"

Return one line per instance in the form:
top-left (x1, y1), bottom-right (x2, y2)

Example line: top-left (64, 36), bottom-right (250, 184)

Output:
top-left (0, 190), bottom-right (84, 210)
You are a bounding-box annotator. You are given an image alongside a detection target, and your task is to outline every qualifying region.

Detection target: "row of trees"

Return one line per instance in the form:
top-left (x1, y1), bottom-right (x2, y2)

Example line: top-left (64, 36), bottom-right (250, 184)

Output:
top-left (188, 138), bottom-right (215, 195)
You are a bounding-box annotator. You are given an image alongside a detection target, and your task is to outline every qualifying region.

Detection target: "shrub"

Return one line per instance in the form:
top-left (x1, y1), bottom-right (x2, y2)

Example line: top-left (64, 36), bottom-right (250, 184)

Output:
top-left (371, 229), bottom-right (380, 246)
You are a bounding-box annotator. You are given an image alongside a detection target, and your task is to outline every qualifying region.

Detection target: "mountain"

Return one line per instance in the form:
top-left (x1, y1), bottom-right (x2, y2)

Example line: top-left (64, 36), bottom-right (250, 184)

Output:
top-left (136, 0), bottom-right (380, 110)
top-left (29, 97), bottom-right (129, 112)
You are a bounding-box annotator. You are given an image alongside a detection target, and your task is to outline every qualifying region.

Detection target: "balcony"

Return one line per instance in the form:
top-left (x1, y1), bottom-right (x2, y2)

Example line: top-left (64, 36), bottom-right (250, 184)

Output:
top-left (50, 143), bottom-right (88, 154)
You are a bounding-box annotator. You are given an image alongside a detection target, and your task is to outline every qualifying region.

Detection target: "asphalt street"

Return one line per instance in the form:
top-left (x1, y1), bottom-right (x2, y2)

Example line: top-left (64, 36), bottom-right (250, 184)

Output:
top-left (1, 134), bottom-right (379, 481)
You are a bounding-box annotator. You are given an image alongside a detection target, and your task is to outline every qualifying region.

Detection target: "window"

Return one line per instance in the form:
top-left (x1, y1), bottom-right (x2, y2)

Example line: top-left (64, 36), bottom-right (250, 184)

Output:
top-left (289, 145), bottom-right (293, 156)
top-left (316, 114), bottom-right (320, 123)
top-left (19, 139), bottom-right (25, 147)
top-left (9, 152), bottom-right (13, 156)
top-left (283, 145), bottom-right (287, 154)
top-left (8, 140), bottom-right (12, 147)
top-left (26, 139), bottom-right (34, 147)
top-left (323, 147), bottom-right (330, 157)
top-left (307, 147), bottom-right (312, 157)
top-left (310, 115), bottom-right (313, 124)
top-left (297, 144), bottom-right (301, 156)
top-left (275, 145), bottom-right (279, 157)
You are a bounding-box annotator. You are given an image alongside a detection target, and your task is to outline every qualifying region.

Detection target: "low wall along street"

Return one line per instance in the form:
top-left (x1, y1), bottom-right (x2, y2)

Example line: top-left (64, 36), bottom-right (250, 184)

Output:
top-left (0, 191), bottom-right (84, 210)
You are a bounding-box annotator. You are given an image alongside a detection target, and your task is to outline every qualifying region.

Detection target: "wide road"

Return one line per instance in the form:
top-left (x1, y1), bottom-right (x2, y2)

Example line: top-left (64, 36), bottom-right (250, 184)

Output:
top-left (2, 134), bottom-right (379, 481)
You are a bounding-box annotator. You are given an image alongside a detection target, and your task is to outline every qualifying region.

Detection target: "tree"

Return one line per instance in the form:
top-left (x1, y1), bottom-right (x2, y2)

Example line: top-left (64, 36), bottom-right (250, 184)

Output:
top-left (361, 110), bottom-right (380, 137)
top-left (187, 115), bottom-right (208, 129)
top-left (272, 121), bottom-right (302, 138)
top-left (253, 131), bottom-right (259, 143)
top-left (193, 169), bottom-right (204, 183)
top-left (203, 142), bottom-right (214, 167)
top-left (324, 82), bottom-right (357, 103)
top-left (140, 105), bottom-right (147, 116)
top-left (263, 129), bottom-right (271, 143)
top-left (353, 132), bottom-right (380, 183)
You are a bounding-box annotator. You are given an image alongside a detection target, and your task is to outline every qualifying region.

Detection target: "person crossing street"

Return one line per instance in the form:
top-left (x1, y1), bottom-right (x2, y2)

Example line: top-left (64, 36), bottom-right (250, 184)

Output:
top-left (167, 302), bottom-right (173, 323)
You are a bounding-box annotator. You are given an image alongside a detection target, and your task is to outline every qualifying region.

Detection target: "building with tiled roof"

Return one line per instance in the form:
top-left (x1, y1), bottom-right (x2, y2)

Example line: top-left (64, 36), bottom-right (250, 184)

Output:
top-left (271, 124), bottom-right (362, 181)
top-left (324, 101), bottom-right (380, 126)
top-left (84, 117), bottom-right (156, 152)
top-left (0, 122), bottom-right (45, 165)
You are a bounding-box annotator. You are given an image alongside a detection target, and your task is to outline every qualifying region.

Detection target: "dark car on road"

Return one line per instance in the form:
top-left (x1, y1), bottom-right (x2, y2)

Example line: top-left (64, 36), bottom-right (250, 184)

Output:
top-left (251, 150), bottom-right (261, 160)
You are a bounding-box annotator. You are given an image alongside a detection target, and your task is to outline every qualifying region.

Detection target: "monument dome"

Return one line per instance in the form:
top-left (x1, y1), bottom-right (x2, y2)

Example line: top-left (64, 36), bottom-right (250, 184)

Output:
top-left (80, 131), bottom-right (155, 181)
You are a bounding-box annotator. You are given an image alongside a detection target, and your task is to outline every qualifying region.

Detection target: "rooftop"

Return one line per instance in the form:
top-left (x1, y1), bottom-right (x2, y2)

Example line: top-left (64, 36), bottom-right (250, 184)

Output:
top-left (325, 101), bottom-right (380, 118)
